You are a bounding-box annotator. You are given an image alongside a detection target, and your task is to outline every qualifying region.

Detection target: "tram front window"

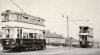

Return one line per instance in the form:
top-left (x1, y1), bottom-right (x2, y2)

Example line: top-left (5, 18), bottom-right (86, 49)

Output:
top-left (3, 28), bottom-right (14, 38)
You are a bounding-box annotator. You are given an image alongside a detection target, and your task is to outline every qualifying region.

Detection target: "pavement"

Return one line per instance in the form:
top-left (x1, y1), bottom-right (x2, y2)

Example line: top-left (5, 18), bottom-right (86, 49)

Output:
top-left (46, 45), bottom-right (62, 48)
top-left (0, 45), bottom-right (99, 55)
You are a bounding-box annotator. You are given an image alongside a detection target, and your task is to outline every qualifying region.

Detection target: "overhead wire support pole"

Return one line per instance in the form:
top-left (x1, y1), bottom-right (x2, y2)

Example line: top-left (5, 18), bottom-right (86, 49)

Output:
top-left (66, 16), bottom-right (70, 47)
top-left (69, 20), bottom-right (89, 22)
top-left (62, 14), bottom-right (70, 47)
top-left (62, 14), bottom-right (89, 47)
top-left (10, 0), bottom-right (26, 14)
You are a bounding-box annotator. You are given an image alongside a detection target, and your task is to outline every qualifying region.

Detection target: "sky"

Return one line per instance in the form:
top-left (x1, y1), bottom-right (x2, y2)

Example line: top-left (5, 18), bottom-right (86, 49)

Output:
top-left (0, 0), bottom-right (100, 41)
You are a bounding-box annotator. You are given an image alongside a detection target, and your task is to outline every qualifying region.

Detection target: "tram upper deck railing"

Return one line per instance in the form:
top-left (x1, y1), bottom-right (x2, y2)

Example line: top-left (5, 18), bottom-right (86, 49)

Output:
top-left (1, 10), bottom-right (45, 26)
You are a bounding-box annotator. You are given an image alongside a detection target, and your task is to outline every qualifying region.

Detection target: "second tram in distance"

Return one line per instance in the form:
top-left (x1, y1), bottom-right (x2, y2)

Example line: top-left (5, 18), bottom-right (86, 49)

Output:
top-left (79, 26), bottom-right (94, 48)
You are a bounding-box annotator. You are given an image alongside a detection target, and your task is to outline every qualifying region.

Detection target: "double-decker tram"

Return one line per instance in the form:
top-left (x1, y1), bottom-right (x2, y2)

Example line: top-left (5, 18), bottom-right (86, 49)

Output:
top-left (79, 26), bottom-right (94, 48)
top-left (1, 10), bottom-right (46, 51)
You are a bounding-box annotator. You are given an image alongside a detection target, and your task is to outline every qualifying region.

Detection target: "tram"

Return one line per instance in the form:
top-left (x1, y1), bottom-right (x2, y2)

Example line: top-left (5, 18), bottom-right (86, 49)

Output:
top-left (1, 10), bottom-right (46, 51)
top-left (79, 26), bottom-right (94, 48)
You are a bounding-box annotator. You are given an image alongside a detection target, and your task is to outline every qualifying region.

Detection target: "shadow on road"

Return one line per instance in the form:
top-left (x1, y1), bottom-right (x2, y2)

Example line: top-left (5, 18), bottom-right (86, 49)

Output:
top-left (1, 50), bottom-right (22, 53)
top-left (1, 48), bottom-right (47, 53)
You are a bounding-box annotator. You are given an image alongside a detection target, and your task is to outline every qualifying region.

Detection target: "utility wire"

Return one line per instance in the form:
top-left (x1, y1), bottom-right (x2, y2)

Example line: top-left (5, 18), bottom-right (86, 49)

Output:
top-left (10, 0), bottom-right (26, 14)
top-left (69, 20), bottom-right (89, 21)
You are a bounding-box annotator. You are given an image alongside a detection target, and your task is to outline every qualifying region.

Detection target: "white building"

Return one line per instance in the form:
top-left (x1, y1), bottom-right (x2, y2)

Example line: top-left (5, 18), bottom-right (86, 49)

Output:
top-left (46, 30), bottom-right (65, 45)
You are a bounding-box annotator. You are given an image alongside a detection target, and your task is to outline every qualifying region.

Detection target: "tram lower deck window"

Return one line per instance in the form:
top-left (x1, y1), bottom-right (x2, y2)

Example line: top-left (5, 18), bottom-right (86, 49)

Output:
top-left (17, 29), bottom-right (22, 38)
top-left (29, 33), bottom-right (33, 38)
top-left (23, 32), bottom-right (28, 38)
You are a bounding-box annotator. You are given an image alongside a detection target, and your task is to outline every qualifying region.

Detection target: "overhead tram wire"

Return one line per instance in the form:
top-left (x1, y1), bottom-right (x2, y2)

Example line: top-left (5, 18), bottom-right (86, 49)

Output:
top-left (68, 20), bottom-right (89, 22)
top-left (10, 0), bottom-right (26, 14)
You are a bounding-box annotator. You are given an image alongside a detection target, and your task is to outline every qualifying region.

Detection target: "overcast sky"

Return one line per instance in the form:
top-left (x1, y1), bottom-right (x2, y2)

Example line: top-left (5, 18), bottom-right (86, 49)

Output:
top-left (0, 0), bottom-right (100, 41)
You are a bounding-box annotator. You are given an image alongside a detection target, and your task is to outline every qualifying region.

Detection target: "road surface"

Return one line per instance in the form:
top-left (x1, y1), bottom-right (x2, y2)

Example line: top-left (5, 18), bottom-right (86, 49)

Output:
top-left (0, 46), bottom-right (100, 55)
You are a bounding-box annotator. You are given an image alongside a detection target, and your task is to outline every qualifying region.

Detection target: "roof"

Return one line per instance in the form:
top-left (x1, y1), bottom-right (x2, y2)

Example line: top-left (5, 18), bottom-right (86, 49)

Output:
top-left (1, 10), bottom-right (45, 21)
top-left (66, 37), bottom-right (79, 42)
top-left (46, 30), bottom-right (64, 38)
top-left (46, 30), bottom-right (53, 37)
top-left (79, 26), bottom-right (89, 27)
top-left (79, 26), bottom-right (93, 29)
